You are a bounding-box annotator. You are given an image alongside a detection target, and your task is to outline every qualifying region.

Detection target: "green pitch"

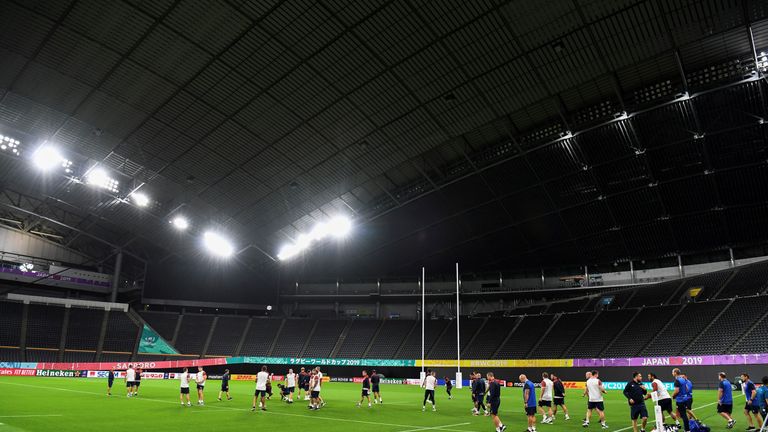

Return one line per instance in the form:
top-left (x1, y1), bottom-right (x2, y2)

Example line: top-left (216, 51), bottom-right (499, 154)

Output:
top-left (0, 377), bottom-right (729, 431)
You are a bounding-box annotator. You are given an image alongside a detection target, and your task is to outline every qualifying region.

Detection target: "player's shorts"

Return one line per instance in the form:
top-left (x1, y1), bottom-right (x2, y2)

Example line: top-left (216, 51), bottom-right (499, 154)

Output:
top-left (630, 404), bottom-right (648, 420)
top-left (489, 399), bottom-right (500, 415)
top-left (221, 384), bottom-right (229, 391)
top-left (302, 384), bottom-right (310, 391)
top-left (362, 388), bottom-right (370, 396)
top-left (424, 389), bottom-right (435, 401)
top-left (310, 390), bottom-right (319, 399)
top-left (745, 402), bottom-right (759, 414)
top-left (539, 399), bottom-right (552, 407)
top-left (108, 379), bottom-right (114, 386)
top-left (372, 384), bottom-right (380, 393)
top-left (126, 381), bottom-right (134, 387)
top-left (181, 387), bottom-right (190, 394)
top-left (717, 403), bottom-right (732, 414)
top-left (554, 397), bottom-right (565, 406)
top-left (676, 399), bottom-right (692, 413)
top-left (588, 401), bottom-right (605, 411)
top-left (525, 406), bottom-right (537, 416)
top-left (658, 398), bottom-right (673, 412)
top-left (254, 389), bottom-right (267, 397)
top-left (196, 384), bottom-right (205, 390)
top-left (287, 386), bottom-right (295, 393)
top-left (134, 381), bottom-right (141, 388)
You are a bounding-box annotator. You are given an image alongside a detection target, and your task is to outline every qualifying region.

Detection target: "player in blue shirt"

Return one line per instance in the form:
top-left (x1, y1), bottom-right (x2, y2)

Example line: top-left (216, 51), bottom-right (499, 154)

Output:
top-left (741, 373), bottom-right (759, 430)
top-left (520, 374), bottom-right (537, 432)
top-left (717, 372), bottom-right (736, 429)
top-left (756, 376), bottom-right (768, 425)
top-left (671, 368), bottom-right (691, 431)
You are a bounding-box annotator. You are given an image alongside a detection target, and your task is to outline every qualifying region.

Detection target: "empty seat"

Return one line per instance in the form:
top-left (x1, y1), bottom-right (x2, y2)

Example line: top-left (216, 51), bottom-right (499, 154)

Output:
top-left (206, 316), bottom-right (248, 356)
top-left (139, 311), bottom-right (180, 342)
top-left (271, 320), bottom-right (314, 357)
top-left (398, 320), bottom-right (450, 359)
top-left (625, 280), bottom-right (683, 307)
top-left (429, 318), bottom-right (483, 358)
top-left (641, 301), bottom-right (728, 356)
top-left (240, 319), bottom-right (283, 356)
top-left (302, 320), bottom-right (347, 357)
top-left (716, 261), bottom-right (768, 299)
top-left (687, 296), bottom-right (768, 354)
top-left (102, 311), bottom-right (140, 353)
top-left (366, 321), bottom-right (414, 358)
top-left (0, 301), bottom-right (23, 346)
top-left (567, 309), bottom-right (638, 358)
top-left (339, 320), bottom-right (381, 358)
top-left (463, 318), bottom-right (516, 359)
top-left (66, 308), bottom-right (105, 350)
top-left (602, 305), bottom-right (677, 357)
top-left (25, 349), bottom-right (58, 362)
top-left (533, 312), bottom-right (593, 358)
top-left (27, 304), bottom-right (64, 348)
top-left (493, 315), bottom-right (551, 359)
top-left (174, 314), bottom-right (214, 355)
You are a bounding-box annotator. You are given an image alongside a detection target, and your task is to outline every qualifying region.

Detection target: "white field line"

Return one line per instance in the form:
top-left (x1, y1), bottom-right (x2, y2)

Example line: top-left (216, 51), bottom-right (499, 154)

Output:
top-left (396, 422), bottom-right (472, 432)
top-left (0, 381), bottom-right (472, 432)
top-left (0, 415), bottom-right (62, 418)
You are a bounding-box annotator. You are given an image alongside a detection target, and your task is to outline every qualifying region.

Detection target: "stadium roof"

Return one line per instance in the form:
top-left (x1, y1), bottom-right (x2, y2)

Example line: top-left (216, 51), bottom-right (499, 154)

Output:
top-left (1, 0), bottom-right (768, 279)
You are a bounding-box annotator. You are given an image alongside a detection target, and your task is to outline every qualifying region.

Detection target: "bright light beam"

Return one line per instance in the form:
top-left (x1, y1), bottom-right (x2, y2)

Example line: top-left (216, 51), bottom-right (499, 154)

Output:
top-left (203, 231), bottom-right (234, 258)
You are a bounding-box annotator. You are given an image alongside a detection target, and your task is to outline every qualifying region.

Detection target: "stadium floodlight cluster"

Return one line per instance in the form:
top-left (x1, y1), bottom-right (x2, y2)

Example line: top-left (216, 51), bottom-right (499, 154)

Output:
top-left (0, 134), bottom-right (21, 155)
top-left (277, 216), bottom-right (352, 261)
top-left (203, 231), bottom-right (234, 258)
top-left (86, 167), bottom-right (120, 193)
top-left (759, 51), bottom-right (768, 72)
top-left (32, 146), bottom-right (73, 173)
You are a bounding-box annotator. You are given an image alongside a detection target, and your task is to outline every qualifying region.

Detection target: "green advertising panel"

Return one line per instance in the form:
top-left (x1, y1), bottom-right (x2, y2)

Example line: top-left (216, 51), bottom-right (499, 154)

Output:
top-left (138, 324), bottom-right (179, 354)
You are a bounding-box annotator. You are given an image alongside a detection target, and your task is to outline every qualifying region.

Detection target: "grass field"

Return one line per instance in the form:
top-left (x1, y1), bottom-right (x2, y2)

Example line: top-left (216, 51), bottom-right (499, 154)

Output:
top-left (0, 377), bottom-right (736, 431)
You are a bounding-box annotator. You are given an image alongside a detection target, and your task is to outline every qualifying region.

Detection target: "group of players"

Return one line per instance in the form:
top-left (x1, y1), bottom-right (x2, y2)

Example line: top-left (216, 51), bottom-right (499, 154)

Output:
top-left (109, 363), bottom-right (768, 432)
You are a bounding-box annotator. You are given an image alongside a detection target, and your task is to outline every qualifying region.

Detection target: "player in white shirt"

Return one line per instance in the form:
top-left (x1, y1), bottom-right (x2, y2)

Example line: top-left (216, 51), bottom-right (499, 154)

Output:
top-left (539, 372), bottom-right (555, 424)
top-left (309, 370), bottom-right (323, 410)
top-left (285, 368), bottom-right (296, 403)
top-left (645, 372), bottom-right (680, 427)
top-left (179, 367), bottom-right (192, 406)
top-left (195, 366), bottom-right (207, 405)
top-left (422, 370), bottom-right (437, 412)
top-left (252, 365), bottom-right (270, 411)
top-left (583, 370), bottom-right (608, 429)
top-left (314, 367), bottom-right (326, 408)
top-left (125, 365), bottom-right (136, 397)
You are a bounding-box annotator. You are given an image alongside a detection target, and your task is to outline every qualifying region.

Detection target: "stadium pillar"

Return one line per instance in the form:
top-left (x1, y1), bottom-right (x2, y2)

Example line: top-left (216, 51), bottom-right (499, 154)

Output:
top-left (110, 250), bottom-right (123, 303)
top-left (584, 265), bottom-right (589, 286)
top-left (729, 247), bottom-right (735, 267)
top-left (677, 254), bottom-right (684, 278)
top-left (629, 260), bottom-right (635, 283)
top-left (420, 267), bottom-right (426, 383)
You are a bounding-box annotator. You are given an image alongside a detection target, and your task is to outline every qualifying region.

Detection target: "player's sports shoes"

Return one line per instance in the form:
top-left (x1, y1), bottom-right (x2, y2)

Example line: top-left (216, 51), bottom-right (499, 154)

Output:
top-left (368, 403), bottom-right (371, 408)
top-left (261, 408), bottom-right (266, 411)
top-left (726, 419), bottom-right (735, 429)
top-left (582, 421), bottom-right (589, 427)
top-left (356, 403), bottom-right (361, 408)
top-left (218, 398), bottom-right (221, 401)
top-left (600, 423), bottom-right (608, 429)
top-left (422, 406), bottom-right (426, 412)
top-left (499, 425), bottom-right (506, 432)
top-left (321, 402), bottom-right (326, 408)
top-left (251, 406), bottom-right (256, 411)
top-left (187, 402), bottom-right (191, 406)
top-left (227, 397), bottom-right (232, 401)
top-left (565, 415), bottom-right (571, 420)
top-left (432, 406), bottom-right (437, 412)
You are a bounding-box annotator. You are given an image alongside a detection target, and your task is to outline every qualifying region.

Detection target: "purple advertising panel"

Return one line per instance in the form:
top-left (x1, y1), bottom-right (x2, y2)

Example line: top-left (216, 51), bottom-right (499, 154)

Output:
top-left (573, 353), bottom-right (768, 368)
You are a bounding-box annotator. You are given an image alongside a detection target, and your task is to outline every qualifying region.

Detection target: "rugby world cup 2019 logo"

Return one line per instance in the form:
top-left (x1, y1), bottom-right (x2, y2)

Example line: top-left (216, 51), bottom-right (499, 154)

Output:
top-left (143, 334), bottom-right (158, 348)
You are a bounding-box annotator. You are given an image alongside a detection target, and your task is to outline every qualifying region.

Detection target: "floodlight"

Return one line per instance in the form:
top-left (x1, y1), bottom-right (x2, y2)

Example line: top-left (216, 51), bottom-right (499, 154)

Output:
top-left (86, 168), bottom-right (119, 193)
top-left (171, 216), bottom-right (189, 230)
top-left (277, 243), bottom-right (300, 261)
top-left (328, 216), bottom-right (352, 238)
top-left (18, 263), bottom-right (34, 272)
top-left (131, 192), bottom-right (150, 207)
top-left (32, 146), bottom-right (63, 171)
top-left (296, 233), bottom-right (312, 249)
top-left (0, 135), bottom-right (21, 155)
top-left (203, 231), bottom-right (234, 257)
top-left (310, 222), bottom-right (329, 241)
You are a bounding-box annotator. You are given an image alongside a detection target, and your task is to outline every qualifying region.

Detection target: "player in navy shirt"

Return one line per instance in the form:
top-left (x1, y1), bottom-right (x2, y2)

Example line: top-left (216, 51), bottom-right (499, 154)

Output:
top-left (107, 368), bottom-right (115, 396)
top-left (486, 372), bottom-right (506, 432)
top-left (717, 372), bottom-right (736, 429)
top-left (520, 374), bottom-right (537, 432)
top-left (357, 370), bottom-right (372, 408)
top-left (741, 373), bottom-right (759, 429)
top-left (444, 376), bottom-right (453, 399)
top-left (672, 368), bottom-right (692, 431)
